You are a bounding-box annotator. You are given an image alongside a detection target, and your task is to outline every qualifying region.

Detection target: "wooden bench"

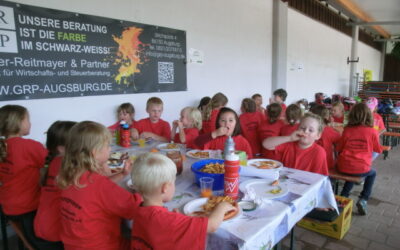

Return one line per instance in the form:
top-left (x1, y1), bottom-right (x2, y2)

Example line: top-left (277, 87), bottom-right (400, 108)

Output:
top-left (329, 168), bottom-right (363, 195)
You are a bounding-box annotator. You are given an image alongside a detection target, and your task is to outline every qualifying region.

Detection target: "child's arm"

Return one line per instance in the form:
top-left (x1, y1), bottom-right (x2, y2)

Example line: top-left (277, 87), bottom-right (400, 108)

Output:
top-left (262, 130), bottom-right (302, 150)
top-left (131, 128), bottom-right (140, 140)
top-left (171, 120), bottom-right (179, 141)
top-left (207, 201), bottom-right (235, 233)
top-left (140, 132), bottom-right (169, 142)
top-left (109, 159), bottom-right (132, 183)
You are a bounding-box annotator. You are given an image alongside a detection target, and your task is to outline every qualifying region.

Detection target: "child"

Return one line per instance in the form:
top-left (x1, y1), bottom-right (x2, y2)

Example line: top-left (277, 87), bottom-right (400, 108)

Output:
top-left (171, 107), bottom-right (202, 149)
top-left (366, 97), bottom-right (386, 134)
top-left (280, 104), bottom-right (302, 136)
top-left (0, 105), bottom-right (48, 249)
top-left (262, 113), bottom-right (328, 176)
top-left (107, 103), bottom-right (136, 131)
top-left (239, 98), bottom-right (264, 156)
top-left (58, 121), bottom-right (141, 249)
top-left (331, 102), bottom-right (345, 124)
top-left (204, 107), bottom-right (253, 158)
top-left (201, 92), bottom-right (228, 134)
top-left (132, 97), bottom-right (171, 142)
top-left (197, 96), bottom-right (211, 112)
top-left (271, 88), bottom-right (288, 120)
top-left (258, 103), bottom-right (285, 159)
top-left (251, 93), bottom-right (266, 115)
top-left (315, 92), bottom-right (325, 106)
top-left (310, 105), bottom-right (341, 169)
top-left (337, 103), bottom-right (382, 215)
top-left (34, 121), bottom-right (76, 248)
top-left (131, 153), bottom-right (235, 250)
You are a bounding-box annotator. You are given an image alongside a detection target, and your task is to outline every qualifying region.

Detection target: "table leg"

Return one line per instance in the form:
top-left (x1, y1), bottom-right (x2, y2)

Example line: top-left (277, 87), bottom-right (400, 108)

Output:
top-left (290, 227), bottom-right (295, 250)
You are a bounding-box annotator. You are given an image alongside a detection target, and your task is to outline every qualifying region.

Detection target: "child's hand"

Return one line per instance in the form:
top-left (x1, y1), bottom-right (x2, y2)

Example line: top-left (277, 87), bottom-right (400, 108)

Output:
top-left (141, 132), bottom-right (154, 139)
top-left (122, 159), bottom-right (132, 176)
top-left (215, 201), bottom-right (236, 214)
top-left (213, 127), bottom-right (229, 137)
top-left (131, 129), bottom-right (139, 140)
top-left (177, 121), bottom-right (184, 130)
top-left (290, 130), bottom-right (304, 142)
top-left (172, 120), bottom-right (179, 129)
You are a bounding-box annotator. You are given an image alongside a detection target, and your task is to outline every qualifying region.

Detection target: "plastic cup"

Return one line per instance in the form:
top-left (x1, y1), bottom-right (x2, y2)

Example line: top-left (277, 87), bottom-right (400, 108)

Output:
top-left (138, 138), bottom-right (146, 147)
top-left (200, 177), bottom-right (214, 197)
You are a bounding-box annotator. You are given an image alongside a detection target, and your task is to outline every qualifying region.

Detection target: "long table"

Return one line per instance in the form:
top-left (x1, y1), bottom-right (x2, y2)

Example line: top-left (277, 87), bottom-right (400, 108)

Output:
top-left (114, 141), bottom-right (338, 250)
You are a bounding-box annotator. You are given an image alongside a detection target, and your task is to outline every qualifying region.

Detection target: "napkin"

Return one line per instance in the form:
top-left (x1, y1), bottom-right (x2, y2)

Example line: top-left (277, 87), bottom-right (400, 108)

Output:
top-left (242, 186), bottom-right (267, 206)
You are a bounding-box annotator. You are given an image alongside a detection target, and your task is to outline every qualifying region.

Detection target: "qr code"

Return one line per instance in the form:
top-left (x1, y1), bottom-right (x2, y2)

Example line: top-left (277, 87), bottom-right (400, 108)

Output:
top-left (158, 62), bottom-right (174, 84)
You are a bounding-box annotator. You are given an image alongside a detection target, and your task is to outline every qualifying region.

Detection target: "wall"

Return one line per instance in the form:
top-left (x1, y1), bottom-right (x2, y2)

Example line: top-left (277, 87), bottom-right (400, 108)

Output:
top-left (286, 8), bottom-right (382, 105)
top-left (2, 0), bottom-right (273, 142)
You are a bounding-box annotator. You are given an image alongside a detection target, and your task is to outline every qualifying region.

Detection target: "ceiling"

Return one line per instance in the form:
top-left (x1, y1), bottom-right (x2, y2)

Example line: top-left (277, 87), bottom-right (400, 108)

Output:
top-left (327, 0), bottom-right (400, 39)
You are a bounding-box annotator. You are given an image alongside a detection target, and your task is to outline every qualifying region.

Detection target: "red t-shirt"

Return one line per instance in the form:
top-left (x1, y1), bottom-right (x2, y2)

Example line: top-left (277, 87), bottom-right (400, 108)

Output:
top-left (135, 118), bottom-right (171, 140)
top-left (279, 123), bottom-right (299, 136)
top-left (60, 171), bottom-right (141, 250)
top-left (0, 137), bottom-right (47, 215)
top-left (332, 115), bottom-right (344, 124)
top-left (173, 127), bottom-right (199, 149)
top-left (108, 121), bottom-right (135, 131)
top-left (258, 120), bottom-right (285, 159)
top-left (316, 126), bottom-right (341, 169)
top-left (34, 156), bottom-right (63, 242)
top-left (337, 126), bottom-right (382, 174)
top-left (201, 109), bottom-right (220, 134)
top-left (239, 112), bottom-right (264, 155)
top-left (373, 112), bottom-right (385, 132)
top-left (204, 135), bottom-right (253, 159)
top-left (131, 206), bottom-right (207, 250)
top-left (275, 142), bottom-right (328, 175)
top-left (279, 103), bottom-right (287, 120)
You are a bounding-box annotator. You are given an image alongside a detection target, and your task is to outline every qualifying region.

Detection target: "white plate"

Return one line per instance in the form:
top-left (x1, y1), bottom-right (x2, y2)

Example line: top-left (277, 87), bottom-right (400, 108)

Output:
top-left (239, 179), bottom-right (288, 199)
top-left (156, 143), bottom-right (181, 151)
top-left (247, 159), bottom-right (283, 171)
top-left (186, 150), bottom-right (222, 159)
top-left (131, 138), bottom-right (152, 145)
top-left (183, 198), bottom-right (242, 221)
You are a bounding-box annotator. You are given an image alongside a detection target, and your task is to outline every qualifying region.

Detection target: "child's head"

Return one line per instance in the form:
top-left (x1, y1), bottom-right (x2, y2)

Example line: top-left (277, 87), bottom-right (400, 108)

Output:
top-left (146, 97), bottom-right (163, 122)
top-left (331, 102), bottom-right (344, 118)
top-left (46, 121), bottom-right (77, 162)
top-left (315, 92), bottom-right (324, 101)
top-left (180, 107), bottom-right (202, 130)
top-left (132, 153), bottom-right (176, 202)
top-left (310, 105), bottom-right (330, 125)
top-left (267, 103), bottom-right (282, 123)
top-left (347, 103), bottom-right (373, 127)
top-left (216, 107), bottom-right (241, 137)
top-left (58, 121), bottom-right (111, 189)
top-left (0, 105), bottom-right (30, 137)
top-left (241, 98), bottom-right (256, 113)
top-left (251, 93), bottom-right (263, 107)
top-left (273, 89), bottom-right (287, 103)
top-left (203, 92), bottom-right (228, 120)
top-left (365, 97), bottom-right (378, 112)
top-left (298, 113), bottom-right (323, 148)
top-left (286, 104), bottom-right (302, 125)
top-left (197, 96), bottom-right (211, 111)
top-left (117, 103), bottom-right (135, 123)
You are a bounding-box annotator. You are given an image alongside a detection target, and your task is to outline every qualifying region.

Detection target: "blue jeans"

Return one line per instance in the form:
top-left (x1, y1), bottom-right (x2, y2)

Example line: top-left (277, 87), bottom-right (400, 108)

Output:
top-left (340, 168), bottom-right (376, 201)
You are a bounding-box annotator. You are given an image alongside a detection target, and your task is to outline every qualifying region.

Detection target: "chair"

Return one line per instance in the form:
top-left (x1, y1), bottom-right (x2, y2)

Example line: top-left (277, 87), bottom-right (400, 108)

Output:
top-left (329, 168), bottom-right (363, 195)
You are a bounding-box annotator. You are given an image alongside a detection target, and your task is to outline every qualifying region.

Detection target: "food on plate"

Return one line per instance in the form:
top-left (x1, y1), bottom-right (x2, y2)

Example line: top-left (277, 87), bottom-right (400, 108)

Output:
top-left (165, 143), bottom-right (179, 149)
top-left (150, 148), bottom-right (159, 153)
top-left (199, 163), bottom-right (224, 174)
top-left (271, 180), bottom-right (279, 186)
top-left (251, 160), bottom-right (279, 169)
top-left (269, 188), bottom-right (282, 194)
top-left (189, 196), bottom-right (238, 220)
top-left (189, 151), bottom-right (210, 158)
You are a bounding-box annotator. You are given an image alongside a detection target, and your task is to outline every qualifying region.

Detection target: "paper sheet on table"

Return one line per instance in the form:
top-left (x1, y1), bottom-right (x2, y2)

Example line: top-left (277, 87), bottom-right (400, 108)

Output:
top-left (240, 166), bottom-right (279, 180)
top-left (286, 170), bottom-right (321, 185)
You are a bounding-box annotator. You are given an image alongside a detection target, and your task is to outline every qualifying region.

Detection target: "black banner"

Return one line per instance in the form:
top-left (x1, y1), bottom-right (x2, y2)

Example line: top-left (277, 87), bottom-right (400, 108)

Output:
top-left (0, 1), bottom-right (187, 101)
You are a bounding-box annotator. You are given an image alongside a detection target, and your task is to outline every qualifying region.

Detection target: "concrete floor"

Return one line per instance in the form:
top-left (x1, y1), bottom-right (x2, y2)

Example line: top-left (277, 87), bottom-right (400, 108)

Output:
top-left (1, 147), bottom-right (399, 250)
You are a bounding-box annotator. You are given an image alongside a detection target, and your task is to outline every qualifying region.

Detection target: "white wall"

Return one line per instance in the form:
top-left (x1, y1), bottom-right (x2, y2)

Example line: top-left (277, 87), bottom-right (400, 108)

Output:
top-left (3, 0), bottom-right (273, 142)
top-left (286, 8), bottom-right (382, 105)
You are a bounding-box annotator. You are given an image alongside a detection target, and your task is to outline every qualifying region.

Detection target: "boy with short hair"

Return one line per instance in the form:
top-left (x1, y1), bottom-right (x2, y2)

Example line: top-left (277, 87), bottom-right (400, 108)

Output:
top-left (272, 88), bottom-right (288, 120)
top-left (132, 97), bottom-right (171, 142)
top-left (131, 153), bottom-right (234, 250)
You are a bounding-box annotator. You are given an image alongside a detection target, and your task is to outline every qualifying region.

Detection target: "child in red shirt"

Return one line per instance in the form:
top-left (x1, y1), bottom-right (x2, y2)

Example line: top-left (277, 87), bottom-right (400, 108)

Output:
top-left (331, 102), bottom-right (345, 124)
top-left (263, 113), bottom-right (328, 176)
top-left (258, 103), bottom-right (285, 159)
top-left (201, 92), bottom-right (228, 134)
top-left (131, 153), bottom-right (235, 250)
top-left (204, 107), bottom-right (253, 158)
top-left (132, 97), bottom-right (171, 142)
top-left (58, 121), bottom-right (141, 250)
top-left (239, 98), bottom-right (264, 156)
top-left (171, 107), bottom-right (202, 149)
top-left (107, 102), bottom-right (136, 131)
top-left (34, 121), bottom-right (76, 248)
top-left (252, 93), bottom-right (266, 117)
top-left (280, 104), bottom-right (302, 136)
top-left (0, 105), bottom-right (49, 249)
top-left (337, 103), bottom-right (382, 215)
top-left (366, 97), bottom-right (386, 134)
top-left (272, 88), bottom-right (288, 121)
top-left (310, 105), bottom-right (341, 169)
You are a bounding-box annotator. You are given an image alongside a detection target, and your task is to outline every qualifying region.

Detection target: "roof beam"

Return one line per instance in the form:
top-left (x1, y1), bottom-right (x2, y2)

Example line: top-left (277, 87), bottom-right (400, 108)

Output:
top-left (348, 21), bottom-right (400, 26)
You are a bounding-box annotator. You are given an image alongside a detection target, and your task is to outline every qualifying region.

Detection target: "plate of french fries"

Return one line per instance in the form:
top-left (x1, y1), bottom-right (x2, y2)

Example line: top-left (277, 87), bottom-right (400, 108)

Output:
top-left (184, 196), bottom-right (241, 221)
top-left (186, 150), bottom-right (222, 159)
top-left (156, 143), bottom-right (181, 151)
top-left (247, 159), bottom-right (282, 171)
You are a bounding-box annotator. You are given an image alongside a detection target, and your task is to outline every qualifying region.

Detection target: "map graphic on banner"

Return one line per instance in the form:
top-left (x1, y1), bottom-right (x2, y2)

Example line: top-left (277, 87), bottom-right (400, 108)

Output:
top-left (0, 1), bottom-right (187, 101)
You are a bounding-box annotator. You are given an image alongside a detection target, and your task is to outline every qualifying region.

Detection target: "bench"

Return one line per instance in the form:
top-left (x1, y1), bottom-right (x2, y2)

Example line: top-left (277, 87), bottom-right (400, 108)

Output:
top-left (329, 168), bottom-right (363, 195)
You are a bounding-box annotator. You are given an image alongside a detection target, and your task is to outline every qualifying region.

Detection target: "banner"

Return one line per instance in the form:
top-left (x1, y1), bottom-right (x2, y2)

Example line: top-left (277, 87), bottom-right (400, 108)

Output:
top-left (0, 1), bottom-right (187, 101)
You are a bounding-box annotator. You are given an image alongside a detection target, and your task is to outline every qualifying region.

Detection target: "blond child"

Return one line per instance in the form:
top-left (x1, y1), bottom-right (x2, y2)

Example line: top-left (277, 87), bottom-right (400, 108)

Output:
top-left (263, 113), bottom-right (328, 176)
top-left (132, 97), bottom-right (171, 142)
top-left (331, 102), bottom-right (345, 124)
top-left (58, 121), bottom-right (141, 249)
top-left (131, 153), bottom-right (234, 250)
top-left (201, 92), bottom-right (228, 134)
top-left (171, 107), bottom-right (202, 149)
top-left (107, 103), bottom-right (136, 131)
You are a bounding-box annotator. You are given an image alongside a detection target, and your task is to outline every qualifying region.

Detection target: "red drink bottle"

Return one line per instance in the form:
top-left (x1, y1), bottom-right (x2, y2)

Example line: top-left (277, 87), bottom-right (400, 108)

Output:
top-left (120, 121), bottom-right (131, 148)
top-left (224, 136), bottom-right (240, 200)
